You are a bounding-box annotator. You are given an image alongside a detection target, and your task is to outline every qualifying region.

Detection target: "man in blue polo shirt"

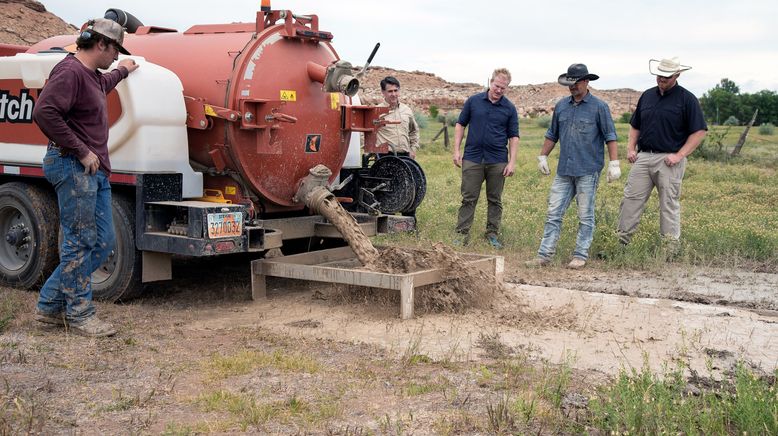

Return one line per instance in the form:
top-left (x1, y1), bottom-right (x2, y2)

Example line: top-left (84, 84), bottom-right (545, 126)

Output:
top-left (452, 68), bottom-right (519, 249)
top-left (617, 57), bottom-right (707, 248)
top-left (526, 64), bottom-right (620, 269)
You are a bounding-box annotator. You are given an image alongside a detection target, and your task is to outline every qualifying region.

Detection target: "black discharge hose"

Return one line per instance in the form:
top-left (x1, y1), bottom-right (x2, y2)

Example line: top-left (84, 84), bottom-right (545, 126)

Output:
top-left (104, 8), bottom-right (144, 33)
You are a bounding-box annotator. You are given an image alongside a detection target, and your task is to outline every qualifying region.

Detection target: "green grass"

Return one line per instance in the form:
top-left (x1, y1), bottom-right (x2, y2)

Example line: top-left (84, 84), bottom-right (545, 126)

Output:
top-left (195, 390), bottom-right (341, 431)
top-left (0, 390), bottom-right (48, 435)
top-left (161, 421), bottom-right (231, 436)
top-left (95, 386), bottom-right (163, 414)
top-left (460, 341), bottom-right (777, 434)
top-left (588, 361), bottom-right (778, 434)
top-left (0, 291), bottom-right (22, 333)
top-left (457, 346), bottom-right (581, 434)
top-left (403, 376), bottom-right (450, 396)
top-left (384, 118), bottom-right (778, 268)
top-left (203, 349), bottom-right (320, 380)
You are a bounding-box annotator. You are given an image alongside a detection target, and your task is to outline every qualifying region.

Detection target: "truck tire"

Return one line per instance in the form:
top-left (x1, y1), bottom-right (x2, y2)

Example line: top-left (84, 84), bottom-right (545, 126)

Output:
top-left (91, 194), bottom-right (142, 302)
top-left (0, 182), bottom-right (59, 289)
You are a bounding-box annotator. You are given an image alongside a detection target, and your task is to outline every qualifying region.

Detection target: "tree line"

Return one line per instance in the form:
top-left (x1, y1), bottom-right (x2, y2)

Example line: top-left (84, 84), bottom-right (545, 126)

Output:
top-left (700, 78), bottom-right (778, 126)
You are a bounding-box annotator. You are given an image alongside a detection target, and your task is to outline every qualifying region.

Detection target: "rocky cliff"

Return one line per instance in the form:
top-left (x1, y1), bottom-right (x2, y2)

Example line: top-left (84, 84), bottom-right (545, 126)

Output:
top-left (358, 67), bottom-right (641, 119)
top-left (0, 0), bottom-right (76, 46)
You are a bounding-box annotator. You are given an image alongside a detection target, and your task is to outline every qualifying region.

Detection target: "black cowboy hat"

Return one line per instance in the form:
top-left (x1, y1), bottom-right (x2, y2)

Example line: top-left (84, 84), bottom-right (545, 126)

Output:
top-left (557, 63), bottom-right (599, 86)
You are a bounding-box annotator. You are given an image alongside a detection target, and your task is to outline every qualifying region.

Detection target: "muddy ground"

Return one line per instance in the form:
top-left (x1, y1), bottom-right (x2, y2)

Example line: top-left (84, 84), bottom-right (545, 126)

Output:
top-left (2, 253), bottom-right (777, 434)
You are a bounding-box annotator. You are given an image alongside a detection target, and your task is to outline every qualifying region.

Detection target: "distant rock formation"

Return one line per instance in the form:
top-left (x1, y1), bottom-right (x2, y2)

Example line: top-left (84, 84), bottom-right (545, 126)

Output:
top-left (0, 0), bottom-right (77, 46)
top-left (359, 67), bottom-right (642, 119)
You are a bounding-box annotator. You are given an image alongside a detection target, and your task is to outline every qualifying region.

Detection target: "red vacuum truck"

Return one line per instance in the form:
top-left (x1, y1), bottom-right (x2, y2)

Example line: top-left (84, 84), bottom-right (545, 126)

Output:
top-left (0, 6), bottom-right (426, 300)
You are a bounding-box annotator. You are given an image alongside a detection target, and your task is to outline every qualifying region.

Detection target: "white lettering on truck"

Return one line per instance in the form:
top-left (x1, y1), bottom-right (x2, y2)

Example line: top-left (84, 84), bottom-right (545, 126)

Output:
top-left (0, 89), bottom-right (35, 124)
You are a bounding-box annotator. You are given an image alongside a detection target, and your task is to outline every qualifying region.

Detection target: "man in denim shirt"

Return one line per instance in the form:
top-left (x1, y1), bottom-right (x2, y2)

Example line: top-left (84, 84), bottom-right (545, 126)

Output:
top-left (526, 64), bottom-right (620, 269)
top-left (452, 68), bottom-right (519, 249)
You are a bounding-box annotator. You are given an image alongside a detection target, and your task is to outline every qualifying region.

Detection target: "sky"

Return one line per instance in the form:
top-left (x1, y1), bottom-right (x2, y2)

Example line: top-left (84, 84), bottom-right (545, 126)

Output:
top-left (39, 0), bottom-right (778, 97)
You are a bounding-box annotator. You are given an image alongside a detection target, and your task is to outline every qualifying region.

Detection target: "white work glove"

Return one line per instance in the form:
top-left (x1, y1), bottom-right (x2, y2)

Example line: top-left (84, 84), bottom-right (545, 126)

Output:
top-left (606, 160), bottom-right (621, 182)
top-left (537, 155), bottom-right (550, 175)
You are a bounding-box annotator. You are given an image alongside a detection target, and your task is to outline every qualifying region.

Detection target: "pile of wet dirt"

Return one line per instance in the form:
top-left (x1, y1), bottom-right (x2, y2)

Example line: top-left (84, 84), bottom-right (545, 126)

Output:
top-left (312, 194), bottom-right (506, 314)
top-left (316, 243), bottom-right (506, 314)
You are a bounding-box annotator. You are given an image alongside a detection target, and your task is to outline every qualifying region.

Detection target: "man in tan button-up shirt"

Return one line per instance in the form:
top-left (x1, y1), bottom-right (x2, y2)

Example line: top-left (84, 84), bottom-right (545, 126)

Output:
top-left (376, 76), bottom-right (420, 158)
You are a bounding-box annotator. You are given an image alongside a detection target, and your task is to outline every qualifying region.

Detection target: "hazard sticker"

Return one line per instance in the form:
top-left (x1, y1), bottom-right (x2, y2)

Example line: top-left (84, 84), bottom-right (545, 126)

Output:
top-left (330, 93), bottom-right (339, 110)
top-left (305, 134), bottom-right (322, 153)
top-left (280, 90), bottom-right (296, 101)
top-left (204, 105), bottom-right (217, 117)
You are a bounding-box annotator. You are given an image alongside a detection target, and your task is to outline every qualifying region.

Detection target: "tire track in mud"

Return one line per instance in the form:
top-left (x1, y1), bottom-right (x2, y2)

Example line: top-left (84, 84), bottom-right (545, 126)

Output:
top-left (506, 268), bottom-right (778, 316)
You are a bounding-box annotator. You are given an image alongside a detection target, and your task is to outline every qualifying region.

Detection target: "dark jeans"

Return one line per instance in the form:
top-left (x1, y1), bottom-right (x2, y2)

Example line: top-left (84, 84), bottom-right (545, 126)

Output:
top-left (455, 160), bottom-right (507, 237)
top-left (37, 148), bottom-right (114, 323)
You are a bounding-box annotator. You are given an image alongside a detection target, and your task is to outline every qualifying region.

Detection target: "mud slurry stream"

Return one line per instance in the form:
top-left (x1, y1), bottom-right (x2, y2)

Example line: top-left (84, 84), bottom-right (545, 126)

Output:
top-left (315, 193), bottom-right (379, 265)
top-left (316, 192), bottom-right (504, 312)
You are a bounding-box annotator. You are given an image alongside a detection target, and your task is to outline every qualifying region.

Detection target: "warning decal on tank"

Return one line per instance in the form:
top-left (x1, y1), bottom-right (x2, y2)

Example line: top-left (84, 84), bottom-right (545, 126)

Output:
top-left (330, 93), bottom-right (339, 110)
top-left (305, 134), bottom-right (322, 153)
top-left (280, 90), bottom-right (296, 101)
top-left (204, 105), bottom-right (217, 117)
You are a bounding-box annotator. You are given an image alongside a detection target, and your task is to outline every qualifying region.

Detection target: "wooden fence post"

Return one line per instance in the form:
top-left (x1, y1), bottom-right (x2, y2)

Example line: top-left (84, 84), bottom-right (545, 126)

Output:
top-left (432, 124), bottom-right (449, 149)
top-left (731, 108), bottom-right (759, 157)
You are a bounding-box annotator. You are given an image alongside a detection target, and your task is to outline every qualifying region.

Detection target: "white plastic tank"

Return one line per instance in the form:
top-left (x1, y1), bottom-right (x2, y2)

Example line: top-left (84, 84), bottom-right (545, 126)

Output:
top-left (0, 52), bottom-right (203, 197)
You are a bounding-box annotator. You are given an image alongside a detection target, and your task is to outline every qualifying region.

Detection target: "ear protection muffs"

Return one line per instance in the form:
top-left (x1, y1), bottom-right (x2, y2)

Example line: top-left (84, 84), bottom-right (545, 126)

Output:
top-left (79, 20), bottom-right (96, 41)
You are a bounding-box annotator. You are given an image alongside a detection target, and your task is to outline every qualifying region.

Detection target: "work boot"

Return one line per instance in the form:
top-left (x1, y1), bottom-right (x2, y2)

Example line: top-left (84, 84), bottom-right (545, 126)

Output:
top-left (452, 233), bottom-right (470, 247)
top-left (616, 230), bottom-right (631, 246)
top-left (68, 316), bottom-right (117, 337)
top-left (567, 258), bottom-right (586, 269)
top-left (486, 234), bottom-right (503, 249)
top-left (35, 309), bottom-right (66, 327)
top-left (524, 257), bottom-right (550, 267)
top-left (661, 236), bottom-right (681, 261)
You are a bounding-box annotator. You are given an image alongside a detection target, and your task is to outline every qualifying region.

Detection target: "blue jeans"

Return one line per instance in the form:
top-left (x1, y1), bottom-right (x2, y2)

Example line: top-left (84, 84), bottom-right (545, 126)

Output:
top-left (538, 173), bottom-right (600, 261)
top-left (37, 148), bottom-right (114, 323)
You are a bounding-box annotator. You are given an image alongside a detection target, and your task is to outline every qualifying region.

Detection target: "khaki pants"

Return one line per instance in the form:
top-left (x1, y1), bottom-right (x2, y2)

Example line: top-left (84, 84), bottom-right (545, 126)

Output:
top-left (617, 152), bottom-right (686, 244)
top-left (455, 160), bottom-right (507, 237)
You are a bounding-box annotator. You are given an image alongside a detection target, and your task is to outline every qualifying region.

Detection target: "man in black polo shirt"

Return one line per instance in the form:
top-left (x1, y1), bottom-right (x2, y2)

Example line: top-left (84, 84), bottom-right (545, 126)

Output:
top-left (452, 68), bottom-right (519, 249)
top-left (617, 57), bottom-right (707, 247)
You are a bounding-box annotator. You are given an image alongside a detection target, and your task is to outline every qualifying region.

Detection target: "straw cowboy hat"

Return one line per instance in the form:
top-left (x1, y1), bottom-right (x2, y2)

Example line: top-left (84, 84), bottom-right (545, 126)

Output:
top-left (557, 63), bottom-right (599, 86)
top-left (649, 57), bottom-right (691, 77)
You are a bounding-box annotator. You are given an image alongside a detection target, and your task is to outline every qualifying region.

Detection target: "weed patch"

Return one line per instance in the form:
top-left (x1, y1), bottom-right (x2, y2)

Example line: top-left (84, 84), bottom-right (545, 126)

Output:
top-left (0, 390), bottom-right (48, 435)
top-left (196, 389), bottom-right (341, 431)
top-left (204, 349), bottom-right (320, 380)
top-left (403, 376), bottom-right (450, 396)
top-left (0, 291), bottom-right (22, 333)
top-left (587, 361), bottom-right (778, 434)
top-left (98, 388), bottom-right (156, 413)
top-left (486, 394), bottom-right (515, 433)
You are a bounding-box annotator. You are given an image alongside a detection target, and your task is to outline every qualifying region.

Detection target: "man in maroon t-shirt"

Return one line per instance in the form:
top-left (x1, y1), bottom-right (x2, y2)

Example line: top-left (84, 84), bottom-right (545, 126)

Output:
top-left (33, 18), bottom-right (138, 337)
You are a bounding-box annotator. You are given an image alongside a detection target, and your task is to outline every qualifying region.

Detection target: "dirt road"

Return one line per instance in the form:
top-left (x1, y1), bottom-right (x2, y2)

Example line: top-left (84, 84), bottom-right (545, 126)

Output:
top-left (2, 259), bottom-right (777, 434)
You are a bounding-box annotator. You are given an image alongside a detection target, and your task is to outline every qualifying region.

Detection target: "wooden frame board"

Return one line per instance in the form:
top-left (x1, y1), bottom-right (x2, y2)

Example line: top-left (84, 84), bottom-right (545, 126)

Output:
top-left (250, 246), bottom-right (503, 319)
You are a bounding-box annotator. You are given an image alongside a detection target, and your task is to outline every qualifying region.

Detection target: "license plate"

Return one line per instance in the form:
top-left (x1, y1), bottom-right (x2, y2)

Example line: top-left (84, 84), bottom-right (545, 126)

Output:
top-left (207, 212), bottom-right (243, 238)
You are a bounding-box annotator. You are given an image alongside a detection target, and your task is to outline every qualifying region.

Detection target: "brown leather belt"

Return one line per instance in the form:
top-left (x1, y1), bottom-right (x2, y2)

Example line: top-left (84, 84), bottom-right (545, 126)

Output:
top-left (47, 142), bottom-right (69, 157)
